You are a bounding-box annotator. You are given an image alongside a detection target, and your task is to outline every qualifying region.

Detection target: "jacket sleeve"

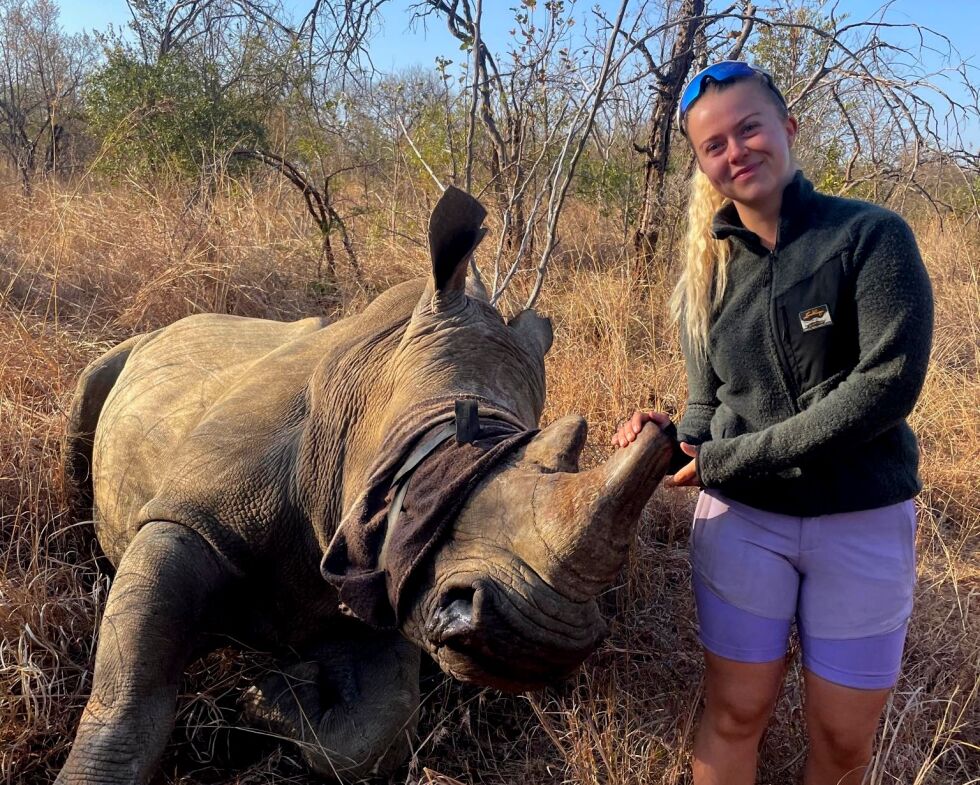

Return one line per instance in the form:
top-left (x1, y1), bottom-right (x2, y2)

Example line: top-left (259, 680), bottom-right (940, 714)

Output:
top-left (671, 325), bottom-right (722, 472)
top-left (697, 211), bottom-right (933, 487)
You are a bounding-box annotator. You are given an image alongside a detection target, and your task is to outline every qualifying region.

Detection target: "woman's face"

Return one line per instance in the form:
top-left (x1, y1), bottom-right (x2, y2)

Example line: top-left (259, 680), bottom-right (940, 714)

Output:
top-left (685, 79), bottom-right (798, 211)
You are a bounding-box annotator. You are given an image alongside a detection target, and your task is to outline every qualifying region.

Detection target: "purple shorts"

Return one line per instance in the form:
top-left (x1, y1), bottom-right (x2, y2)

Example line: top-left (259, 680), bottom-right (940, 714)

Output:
top-left (691, 490), bottom-right (917, 690)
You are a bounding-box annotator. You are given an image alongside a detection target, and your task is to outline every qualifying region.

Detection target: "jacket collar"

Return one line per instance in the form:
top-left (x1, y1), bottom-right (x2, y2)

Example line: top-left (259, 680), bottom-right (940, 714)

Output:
top-left (711, 169), bottom-right (814, 252)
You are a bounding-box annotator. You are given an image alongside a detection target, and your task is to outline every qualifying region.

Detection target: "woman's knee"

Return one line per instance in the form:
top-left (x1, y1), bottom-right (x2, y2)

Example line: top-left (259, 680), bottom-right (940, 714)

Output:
top-left (804, 671), bottom-right (889, 770)
top-left (808, 718), bottom-right (874, 769)
top-left (705, 690), bottom-right (775, 741)
top-left (702, 651), bottom-right (785, 740)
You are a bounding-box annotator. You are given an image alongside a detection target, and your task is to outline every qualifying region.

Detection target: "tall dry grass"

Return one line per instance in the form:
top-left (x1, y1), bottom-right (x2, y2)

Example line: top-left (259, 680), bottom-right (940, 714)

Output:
top-left (0, 173), bottom-right (977, 784)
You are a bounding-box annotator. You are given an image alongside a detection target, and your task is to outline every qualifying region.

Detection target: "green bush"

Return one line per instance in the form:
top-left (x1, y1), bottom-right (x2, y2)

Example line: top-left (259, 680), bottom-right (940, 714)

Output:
top-left (86, 49), bottom-right (266, 177)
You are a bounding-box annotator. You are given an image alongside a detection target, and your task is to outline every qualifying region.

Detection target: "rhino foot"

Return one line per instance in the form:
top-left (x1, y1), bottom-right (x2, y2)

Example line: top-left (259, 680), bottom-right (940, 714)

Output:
top-left (242, 633), bottom-right (421, 781)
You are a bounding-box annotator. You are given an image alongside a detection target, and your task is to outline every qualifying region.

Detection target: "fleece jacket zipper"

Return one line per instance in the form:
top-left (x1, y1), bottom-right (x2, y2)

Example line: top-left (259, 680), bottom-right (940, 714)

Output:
top-left (766, 251), bottom-right (801, 413)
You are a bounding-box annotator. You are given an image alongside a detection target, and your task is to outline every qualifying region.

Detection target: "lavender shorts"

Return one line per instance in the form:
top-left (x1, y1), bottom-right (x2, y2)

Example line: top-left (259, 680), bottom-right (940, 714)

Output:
top-left (691, 490), bottom-right (917, 689)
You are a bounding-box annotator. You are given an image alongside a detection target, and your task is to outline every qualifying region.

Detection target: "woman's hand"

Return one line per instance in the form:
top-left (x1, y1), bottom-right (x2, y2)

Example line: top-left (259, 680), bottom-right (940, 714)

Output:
top-left (611, 410), bottom-right (672, 448)
top-left (664, 442), bottom-right (701, 488)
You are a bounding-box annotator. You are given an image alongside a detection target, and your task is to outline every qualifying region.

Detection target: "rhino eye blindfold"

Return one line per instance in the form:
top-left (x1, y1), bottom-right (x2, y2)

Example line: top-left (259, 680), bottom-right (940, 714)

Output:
top-left (677, 60), bottom-right (786, 136)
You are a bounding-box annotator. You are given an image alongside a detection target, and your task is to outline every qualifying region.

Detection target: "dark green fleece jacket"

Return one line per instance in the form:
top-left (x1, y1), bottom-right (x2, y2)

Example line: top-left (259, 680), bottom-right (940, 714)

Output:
top-left (675, 171), bottom-right (933, 516)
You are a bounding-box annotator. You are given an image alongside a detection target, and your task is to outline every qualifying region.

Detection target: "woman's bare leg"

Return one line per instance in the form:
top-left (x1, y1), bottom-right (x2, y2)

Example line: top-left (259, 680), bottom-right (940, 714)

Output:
top-left (692, 650), bottom-right (786, 785)
top-left (803, 669), bottom-right (890, 785)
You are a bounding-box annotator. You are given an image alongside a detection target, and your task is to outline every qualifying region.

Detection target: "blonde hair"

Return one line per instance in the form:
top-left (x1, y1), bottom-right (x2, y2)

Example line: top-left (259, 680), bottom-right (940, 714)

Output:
top-left (669, 165), bottom-right (731, 360)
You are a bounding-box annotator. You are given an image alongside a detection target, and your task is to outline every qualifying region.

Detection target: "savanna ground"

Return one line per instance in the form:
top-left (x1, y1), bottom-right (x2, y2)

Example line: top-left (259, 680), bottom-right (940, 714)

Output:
top-left (1, 171), bottom-right (977, 785)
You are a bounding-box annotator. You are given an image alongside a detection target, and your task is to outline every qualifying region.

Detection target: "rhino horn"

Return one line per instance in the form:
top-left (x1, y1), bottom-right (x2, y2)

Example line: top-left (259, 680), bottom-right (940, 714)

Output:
top-left (522, 415), bottom-right (587, 472)
top-left (531, 421), bottom-right (673, 601)
top-left (428, 186), bottom-right (488, 294)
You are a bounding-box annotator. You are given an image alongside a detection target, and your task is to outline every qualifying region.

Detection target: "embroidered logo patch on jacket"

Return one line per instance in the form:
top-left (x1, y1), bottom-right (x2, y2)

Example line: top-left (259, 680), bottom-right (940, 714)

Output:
top-left (799, 304), bottom-right (833, 332)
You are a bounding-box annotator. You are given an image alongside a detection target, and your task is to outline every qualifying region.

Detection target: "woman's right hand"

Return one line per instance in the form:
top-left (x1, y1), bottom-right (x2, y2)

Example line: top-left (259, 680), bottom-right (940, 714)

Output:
top-left (664, 442), bottom-right (701, 487)
top-left (611, 410), bottom-right (672, 448)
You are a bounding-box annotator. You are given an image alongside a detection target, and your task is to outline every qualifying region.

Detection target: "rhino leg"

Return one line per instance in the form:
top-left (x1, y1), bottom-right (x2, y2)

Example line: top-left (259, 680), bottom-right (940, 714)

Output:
top-left (243, 632), bottom-right (420, 781)
top-left (57, 522), bottom-right (235, 785)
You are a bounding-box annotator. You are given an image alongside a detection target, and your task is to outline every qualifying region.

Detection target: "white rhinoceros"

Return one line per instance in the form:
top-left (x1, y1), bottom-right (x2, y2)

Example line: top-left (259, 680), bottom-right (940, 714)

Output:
top-left (58, 187), bottom-right (673, 783)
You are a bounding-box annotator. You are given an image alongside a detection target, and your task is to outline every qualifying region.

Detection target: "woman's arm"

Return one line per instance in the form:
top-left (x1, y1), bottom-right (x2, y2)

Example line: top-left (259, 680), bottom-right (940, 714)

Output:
top-left (611, 328), bottom-right (720, 478)
top-left (675, 326), bottom-right (722, 448)
top-left (697, 211), bottom-right (933, 487)
top-left (662, 327), bottom-right (722, 477)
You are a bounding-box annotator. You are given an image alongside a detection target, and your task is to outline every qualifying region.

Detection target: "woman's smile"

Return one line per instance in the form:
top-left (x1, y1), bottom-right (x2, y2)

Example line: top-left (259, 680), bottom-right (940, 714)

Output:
top-left (732, 162), bottom-right (761, 181)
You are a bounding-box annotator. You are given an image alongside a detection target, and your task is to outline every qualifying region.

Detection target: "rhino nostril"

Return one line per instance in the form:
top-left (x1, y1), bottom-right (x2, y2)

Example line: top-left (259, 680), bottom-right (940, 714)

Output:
top-left (431, 585), bottom-right (479, 644)
top-left (439, 585), bottom-right (476, 611)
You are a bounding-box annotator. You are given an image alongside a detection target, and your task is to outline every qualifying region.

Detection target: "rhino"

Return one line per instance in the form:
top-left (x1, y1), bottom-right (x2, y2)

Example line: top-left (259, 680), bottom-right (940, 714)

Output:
top-left (58, 187), bottom-right (673, 784)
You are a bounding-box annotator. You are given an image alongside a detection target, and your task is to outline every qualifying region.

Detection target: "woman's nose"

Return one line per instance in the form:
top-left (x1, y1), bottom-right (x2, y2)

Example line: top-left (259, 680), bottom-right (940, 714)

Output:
top-left (727, 137), bottom-right (748, 163)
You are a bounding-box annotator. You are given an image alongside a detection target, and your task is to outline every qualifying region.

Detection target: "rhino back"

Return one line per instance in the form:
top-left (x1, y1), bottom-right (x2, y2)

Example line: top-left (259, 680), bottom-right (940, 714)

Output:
top-left (93, 279), bottom-right (424, 576)
top-left (92, 313), bottom-right (319, 558)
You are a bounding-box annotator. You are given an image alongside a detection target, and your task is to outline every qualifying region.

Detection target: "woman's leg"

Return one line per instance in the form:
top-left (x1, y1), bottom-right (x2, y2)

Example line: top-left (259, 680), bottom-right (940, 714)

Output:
top-left (689, 493), bottom-right (801, 785)
top-left (798, 622), bottom-right (909, 784)
top-left (693, 650), bottom-right (786, 785)
top-left (795, 500), bottom-right (917, 784)
top-left (802, 670), bottom-right (890, 785)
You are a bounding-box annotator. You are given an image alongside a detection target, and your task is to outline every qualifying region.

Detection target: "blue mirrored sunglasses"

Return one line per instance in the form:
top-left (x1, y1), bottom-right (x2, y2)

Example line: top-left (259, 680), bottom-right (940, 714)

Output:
top-left (677, 60), bottom-right (785, 134)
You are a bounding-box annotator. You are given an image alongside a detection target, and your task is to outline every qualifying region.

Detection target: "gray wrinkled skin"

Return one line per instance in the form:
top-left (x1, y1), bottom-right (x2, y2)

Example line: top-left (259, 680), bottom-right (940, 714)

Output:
top-left (58, 189), bottom-right (673, 784)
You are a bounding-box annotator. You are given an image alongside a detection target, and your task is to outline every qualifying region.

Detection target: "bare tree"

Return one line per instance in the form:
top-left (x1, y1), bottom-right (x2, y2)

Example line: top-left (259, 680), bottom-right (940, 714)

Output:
top-left (125, 0), bottom-right (295, 64)
top-left (0, 0), bottom-right (93, 192)
top-left (746, 3), bottom-right (978, 218)
top-left (232, 147), bottom-right (363, 276)
top-left (267, 1), bottom-right (388, 279)
top-left (115, 1), bottom-right (387, 267)
top-left (408, 0), bottom-right (645, 308)
top-left (411, 0), bottom-right (580, 252)
top-left (631, 0), bottom-right (706, 261)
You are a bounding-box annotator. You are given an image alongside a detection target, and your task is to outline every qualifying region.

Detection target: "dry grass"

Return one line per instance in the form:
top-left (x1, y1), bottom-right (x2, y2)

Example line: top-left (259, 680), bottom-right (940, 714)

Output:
top-left (0, 174), bottom-right (977, 785)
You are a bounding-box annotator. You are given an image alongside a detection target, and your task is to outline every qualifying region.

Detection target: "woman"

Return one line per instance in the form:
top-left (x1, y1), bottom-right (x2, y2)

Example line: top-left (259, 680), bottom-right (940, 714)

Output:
top-left (613, 62), bottom-right (933, 785)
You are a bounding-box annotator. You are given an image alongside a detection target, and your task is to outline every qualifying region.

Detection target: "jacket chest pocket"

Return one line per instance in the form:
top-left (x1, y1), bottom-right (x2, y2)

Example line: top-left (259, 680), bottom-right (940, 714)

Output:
top-left (773, 256), bottom-right (856, 401)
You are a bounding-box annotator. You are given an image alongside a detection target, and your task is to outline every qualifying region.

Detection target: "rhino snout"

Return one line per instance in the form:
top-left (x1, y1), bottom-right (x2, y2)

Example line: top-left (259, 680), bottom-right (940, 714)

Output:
top-left (423, 577), bottom-right (607, 692)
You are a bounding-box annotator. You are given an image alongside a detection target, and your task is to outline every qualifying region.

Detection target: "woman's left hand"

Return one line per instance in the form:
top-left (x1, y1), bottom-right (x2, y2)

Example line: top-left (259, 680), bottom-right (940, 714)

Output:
top-left (664, 442), bottom-right (702, 488)
top-left (611, 410), bottom-right (673, 449)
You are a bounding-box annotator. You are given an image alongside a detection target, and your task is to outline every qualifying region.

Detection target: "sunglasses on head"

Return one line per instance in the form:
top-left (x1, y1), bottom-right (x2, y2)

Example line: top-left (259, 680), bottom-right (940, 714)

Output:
top-left (677, 60), bottom-right (786, 135)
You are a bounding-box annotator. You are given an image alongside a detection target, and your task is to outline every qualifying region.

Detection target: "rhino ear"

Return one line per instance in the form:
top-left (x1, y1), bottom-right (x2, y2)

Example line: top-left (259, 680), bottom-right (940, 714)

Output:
top-left (429, 186), bottom-right (488, 294)
top-left (522, 415), bottom-right (588, 473)
top-left (508, 310), bottom-right (553, 357)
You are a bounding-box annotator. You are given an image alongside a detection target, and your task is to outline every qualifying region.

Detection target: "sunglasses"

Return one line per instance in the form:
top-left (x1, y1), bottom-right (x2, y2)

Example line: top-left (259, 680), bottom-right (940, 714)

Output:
top-left (677, 61), bottom-right (786, 135)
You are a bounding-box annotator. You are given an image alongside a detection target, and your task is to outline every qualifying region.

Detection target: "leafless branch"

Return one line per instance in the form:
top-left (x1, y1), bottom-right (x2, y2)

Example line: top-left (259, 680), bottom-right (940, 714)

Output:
top-left (397, 115), bottom-right (446, 192)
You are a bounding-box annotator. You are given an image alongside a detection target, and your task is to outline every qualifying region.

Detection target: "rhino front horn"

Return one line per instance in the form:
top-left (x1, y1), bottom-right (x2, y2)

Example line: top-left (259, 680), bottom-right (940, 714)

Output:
top-left (533, 421), bottom-right (674, 601)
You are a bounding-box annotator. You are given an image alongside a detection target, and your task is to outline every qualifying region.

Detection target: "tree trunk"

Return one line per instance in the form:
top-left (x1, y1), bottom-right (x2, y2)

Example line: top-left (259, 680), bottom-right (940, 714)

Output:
top-left (633, 0), bottom-right (704, 263)
top-left (319, 221), bottom-right (336, 279)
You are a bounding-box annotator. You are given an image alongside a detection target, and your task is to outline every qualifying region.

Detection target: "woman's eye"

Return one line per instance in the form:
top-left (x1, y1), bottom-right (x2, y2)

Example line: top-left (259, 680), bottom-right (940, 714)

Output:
top-left (705, 142), bottom-right (723, 154)
top-left (742, 122), bottom-right (759, 134)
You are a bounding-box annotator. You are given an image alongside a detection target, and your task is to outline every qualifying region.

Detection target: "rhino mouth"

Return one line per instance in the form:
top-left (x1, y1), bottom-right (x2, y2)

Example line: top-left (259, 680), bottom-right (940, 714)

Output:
top-left (423, 577), bottom-right (607, 692)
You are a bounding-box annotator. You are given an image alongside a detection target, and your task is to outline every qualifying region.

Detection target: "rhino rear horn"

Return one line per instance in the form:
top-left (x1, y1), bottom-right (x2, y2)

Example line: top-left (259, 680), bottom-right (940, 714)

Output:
top-left (429, 186), bottom-right (488, 293)
top-left (521, 415), bottom-right (587, 473)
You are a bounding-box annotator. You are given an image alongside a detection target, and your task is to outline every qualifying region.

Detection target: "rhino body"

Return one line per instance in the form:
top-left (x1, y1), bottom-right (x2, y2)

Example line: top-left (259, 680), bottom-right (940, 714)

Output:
top-left (58, 189), bottom-right (672, 783)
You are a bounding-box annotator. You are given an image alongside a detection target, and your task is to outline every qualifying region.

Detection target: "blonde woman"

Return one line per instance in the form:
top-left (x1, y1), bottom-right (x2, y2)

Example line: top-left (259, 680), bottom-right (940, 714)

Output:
top-left (613, 62), bottom-right (933, 784)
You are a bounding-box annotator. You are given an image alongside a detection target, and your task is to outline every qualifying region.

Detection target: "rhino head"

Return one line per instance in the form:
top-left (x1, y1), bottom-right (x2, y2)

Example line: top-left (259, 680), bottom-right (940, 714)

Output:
top-left (402, 415), bottom-right (670, 692)
top-left (373, 187), bottom-right (673, 692)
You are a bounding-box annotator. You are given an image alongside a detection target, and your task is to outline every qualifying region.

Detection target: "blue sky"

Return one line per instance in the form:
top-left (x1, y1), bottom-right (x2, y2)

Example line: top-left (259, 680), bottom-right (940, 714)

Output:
top-left (57, 0), bottom-right (524, 68)
top-left (58, 1), bottom-right (979, 73)
top-left (58, 0), bottom-right (977, 144)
